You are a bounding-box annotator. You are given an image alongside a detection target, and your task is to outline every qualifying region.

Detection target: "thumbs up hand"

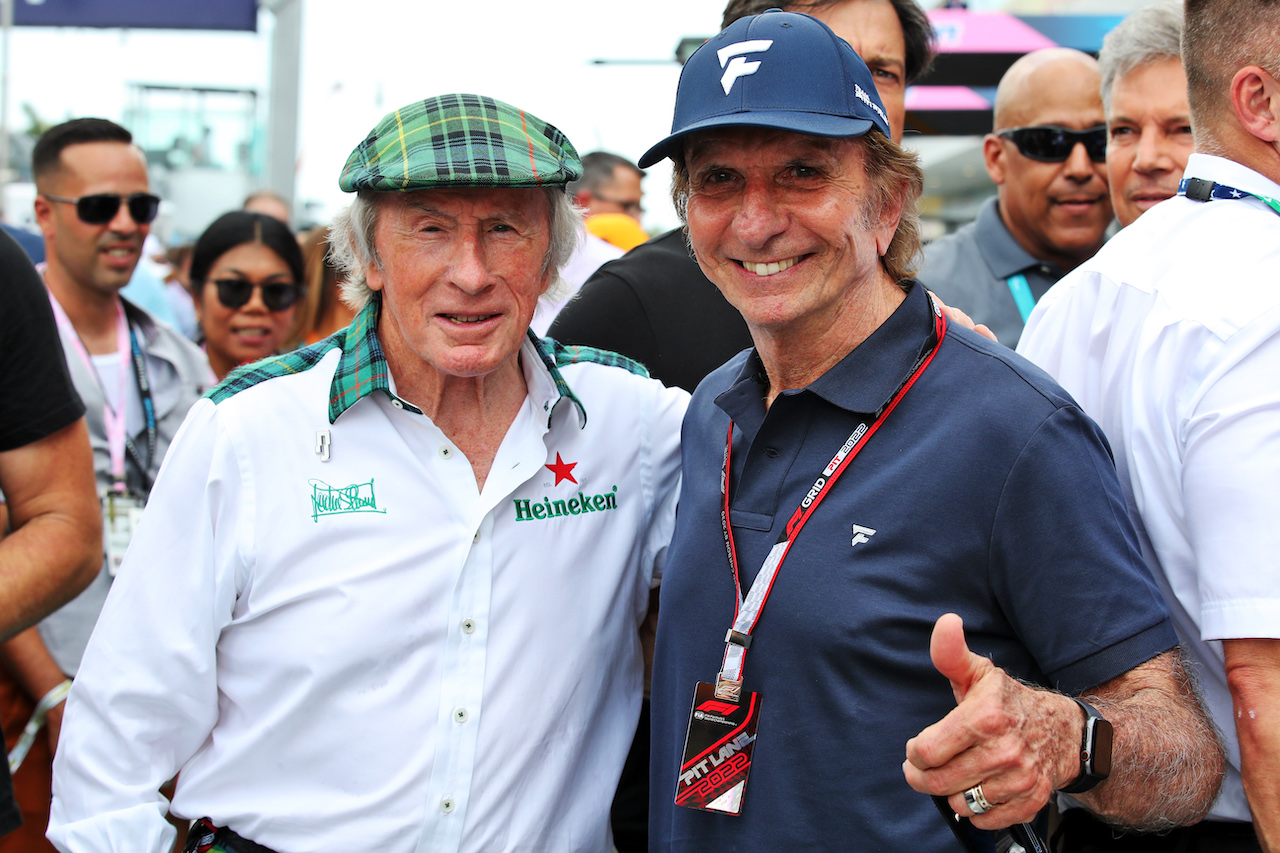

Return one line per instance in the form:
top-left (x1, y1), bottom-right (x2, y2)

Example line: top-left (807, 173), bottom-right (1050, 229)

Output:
top-left (902, 614), bottom-right (1082, 828)
top-left (930, 611), bottom-right (993, 705)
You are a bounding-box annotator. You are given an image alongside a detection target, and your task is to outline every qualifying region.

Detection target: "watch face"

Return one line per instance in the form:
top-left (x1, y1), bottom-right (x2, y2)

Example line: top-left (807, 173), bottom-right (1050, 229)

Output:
top-left (1091, 717), bottom-right (1114, 779)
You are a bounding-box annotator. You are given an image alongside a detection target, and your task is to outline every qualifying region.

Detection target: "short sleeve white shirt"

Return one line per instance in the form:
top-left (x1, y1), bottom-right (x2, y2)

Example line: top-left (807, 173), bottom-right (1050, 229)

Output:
top-left (1018, 153), bottom-right (1280, 822)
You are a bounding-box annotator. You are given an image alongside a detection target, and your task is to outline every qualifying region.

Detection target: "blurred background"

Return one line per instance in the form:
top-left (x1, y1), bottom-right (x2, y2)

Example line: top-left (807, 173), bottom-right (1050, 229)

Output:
top-left (0, 0), bottom-right (1160, 243)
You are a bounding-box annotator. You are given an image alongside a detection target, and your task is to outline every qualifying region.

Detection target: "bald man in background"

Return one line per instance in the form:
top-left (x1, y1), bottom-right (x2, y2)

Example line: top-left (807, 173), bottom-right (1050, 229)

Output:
top-left (919, 48), bottom-right (1112, 346)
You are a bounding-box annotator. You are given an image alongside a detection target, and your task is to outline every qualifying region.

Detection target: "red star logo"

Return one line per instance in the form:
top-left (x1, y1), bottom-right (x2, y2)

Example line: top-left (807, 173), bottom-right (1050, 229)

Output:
top-left (545, 452), bottom-right (578, 486)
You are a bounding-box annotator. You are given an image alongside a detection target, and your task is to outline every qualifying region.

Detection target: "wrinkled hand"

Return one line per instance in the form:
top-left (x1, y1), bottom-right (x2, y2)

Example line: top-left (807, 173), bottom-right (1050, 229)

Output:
top-left (932, 293), bottom-right (998, 343)
top-left (902, 614), bottom-right (1078, 828)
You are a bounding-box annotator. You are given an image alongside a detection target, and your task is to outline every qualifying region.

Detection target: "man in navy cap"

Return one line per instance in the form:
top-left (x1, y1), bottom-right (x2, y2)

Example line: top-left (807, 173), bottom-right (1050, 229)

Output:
top-left (48, 94), bottom-right (687, 853)
top-left (642, 11), bottom-right (1223, 851)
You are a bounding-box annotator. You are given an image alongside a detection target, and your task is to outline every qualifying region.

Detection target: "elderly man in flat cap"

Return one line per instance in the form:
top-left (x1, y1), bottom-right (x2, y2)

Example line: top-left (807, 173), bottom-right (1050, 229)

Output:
top-left (46, 94), bottom-right (686, 853)
top-left (640, 11), bottom-right (1223, 853)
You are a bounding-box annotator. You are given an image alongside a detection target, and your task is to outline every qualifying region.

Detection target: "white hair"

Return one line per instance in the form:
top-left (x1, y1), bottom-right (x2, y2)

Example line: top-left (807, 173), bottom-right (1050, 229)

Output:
top-left (1099, 0), bottom-right (1184, 113)
top-left (329, 187), bottom-right (583, 312)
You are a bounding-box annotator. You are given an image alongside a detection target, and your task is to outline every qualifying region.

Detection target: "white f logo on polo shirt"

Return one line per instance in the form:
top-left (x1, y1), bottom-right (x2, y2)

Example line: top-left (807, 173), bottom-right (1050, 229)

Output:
top-left (851, 524), bottom-right (876, 548)
top-left (717, 40), bottom-right (773, 95)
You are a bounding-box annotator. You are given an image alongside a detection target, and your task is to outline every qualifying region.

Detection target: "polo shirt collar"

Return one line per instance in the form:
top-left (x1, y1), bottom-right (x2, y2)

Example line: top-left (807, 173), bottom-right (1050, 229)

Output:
top-left (716, 282), bottom-right (937, 423)
top-left (976, 197), bottom-right (1061, 281)
top-left (328, 295), bottom-right (586, 427)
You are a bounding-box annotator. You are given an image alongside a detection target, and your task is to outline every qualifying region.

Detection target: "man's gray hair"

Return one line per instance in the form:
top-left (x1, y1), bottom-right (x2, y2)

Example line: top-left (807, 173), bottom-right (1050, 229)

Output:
top-left (329, 188), bottom-right (582, 311)
top-left (1099, 0), bottom-right (1184, 113)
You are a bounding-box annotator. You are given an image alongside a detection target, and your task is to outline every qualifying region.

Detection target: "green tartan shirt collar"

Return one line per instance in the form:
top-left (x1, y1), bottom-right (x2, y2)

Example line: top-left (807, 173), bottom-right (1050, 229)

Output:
top-left (328, 295), bottom-right (590, 427)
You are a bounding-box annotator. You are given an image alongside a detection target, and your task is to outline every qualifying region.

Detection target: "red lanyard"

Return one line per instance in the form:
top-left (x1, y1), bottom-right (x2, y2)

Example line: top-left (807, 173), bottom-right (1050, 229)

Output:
top-left (713, 300), bottom-right (947, 700)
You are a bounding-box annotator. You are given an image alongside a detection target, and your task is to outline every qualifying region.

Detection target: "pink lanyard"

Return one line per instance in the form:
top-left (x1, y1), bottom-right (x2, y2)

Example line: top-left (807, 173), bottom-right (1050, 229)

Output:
top-left (47, 292), bottom-right (132, 491)
top-left (714, 300), bottom-right (947, 700)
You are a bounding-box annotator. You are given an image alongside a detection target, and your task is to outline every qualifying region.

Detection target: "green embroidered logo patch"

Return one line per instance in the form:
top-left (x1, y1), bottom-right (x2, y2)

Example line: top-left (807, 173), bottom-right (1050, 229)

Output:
top-left (309, 478), bottom-right (387, 522)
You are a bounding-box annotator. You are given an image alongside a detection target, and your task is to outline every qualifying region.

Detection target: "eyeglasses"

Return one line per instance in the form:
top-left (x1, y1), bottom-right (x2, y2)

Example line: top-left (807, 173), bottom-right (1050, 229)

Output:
top-left (43, 192), bottom-right (162, 226)
top-left (590, 192), bottom-right (645, 216)
top-left (996, 125), bottom-right (1107, 163)
top-left (209, 279), bottom-right (303, 313)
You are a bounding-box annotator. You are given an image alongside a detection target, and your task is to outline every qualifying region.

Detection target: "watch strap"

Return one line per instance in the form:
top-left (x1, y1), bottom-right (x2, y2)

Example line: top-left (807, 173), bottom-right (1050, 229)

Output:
top-left (1059, 696), bottom-right (1113, 794)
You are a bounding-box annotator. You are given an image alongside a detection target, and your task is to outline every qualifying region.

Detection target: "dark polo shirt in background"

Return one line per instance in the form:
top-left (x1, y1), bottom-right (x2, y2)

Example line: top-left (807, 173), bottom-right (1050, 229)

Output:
top-left (918, 197), bottom-right (1064, 348)
top-left (650, 282), bottom-right (1176, 852)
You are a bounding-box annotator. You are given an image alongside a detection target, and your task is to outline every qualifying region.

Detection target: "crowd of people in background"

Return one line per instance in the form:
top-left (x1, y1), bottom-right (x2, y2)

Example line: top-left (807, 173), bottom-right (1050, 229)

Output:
top-left (0, 0), bottom-right (1277, 851)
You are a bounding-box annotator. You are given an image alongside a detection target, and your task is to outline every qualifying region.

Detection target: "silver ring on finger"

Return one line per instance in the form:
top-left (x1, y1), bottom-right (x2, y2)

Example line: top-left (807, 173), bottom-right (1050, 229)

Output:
top-left (963, 783), bottom-right (993, 816)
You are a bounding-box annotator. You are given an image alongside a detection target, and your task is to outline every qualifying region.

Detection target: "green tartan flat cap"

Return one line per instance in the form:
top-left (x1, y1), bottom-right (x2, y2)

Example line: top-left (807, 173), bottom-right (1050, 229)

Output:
top-left (339, 94), bottom-right (582, 193)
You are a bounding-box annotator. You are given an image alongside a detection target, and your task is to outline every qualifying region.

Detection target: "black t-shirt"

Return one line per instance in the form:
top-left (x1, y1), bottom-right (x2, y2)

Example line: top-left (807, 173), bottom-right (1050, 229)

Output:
top-left (0, 228), bottom-right (84, 452)
top-left (548, 228), bottom-right (752, 394)
top-left (0, 228), bottom-right (84, 837)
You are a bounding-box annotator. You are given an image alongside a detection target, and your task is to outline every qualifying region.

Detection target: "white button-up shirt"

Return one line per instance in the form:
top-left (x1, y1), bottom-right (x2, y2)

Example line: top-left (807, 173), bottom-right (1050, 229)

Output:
top-left (1018, 153), bottom-right (1280, 822)
top-left (48, 302), bottom-right (687, 852)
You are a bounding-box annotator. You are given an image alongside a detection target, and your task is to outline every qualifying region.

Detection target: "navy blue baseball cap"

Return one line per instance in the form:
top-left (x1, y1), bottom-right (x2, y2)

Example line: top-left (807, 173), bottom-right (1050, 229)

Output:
top-left (638, 9), bottom-right (892, 168)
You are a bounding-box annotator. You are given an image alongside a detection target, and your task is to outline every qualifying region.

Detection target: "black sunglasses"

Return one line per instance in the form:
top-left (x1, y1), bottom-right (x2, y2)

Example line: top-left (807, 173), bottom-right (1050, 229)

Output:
top-left (43, 192), bottom-right (161, 226)
top-left (591, 192), bottom-right (645, 216)
top-left (996, 125), bottom-right (1107, 163)
top-left (210, 279), bottom-right (303, 313)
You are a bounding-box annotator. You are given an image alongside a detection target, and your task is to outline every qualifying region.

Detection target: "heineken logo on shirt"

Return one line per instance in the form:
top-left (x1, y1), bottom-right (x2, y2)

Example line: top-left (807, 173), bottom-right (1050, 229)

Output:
top-left (515, 453), bottom-right (619, 521)
top-left (545, 452), bottom-right (578, 485)
top-left (513, 486), bottom-right (619, 522)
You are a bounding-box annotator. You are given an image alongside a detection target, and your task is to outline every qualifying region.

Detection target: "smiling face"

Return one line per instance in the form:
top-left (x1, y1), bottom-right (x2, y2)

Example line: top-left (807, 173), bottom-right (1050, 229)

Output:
top-left (805, 0), bottom-right (907, 142)
top-left (986, 54), bottom-right (1113, 271)
top-left (34, 141), bottom-right (151, 300)
top-left (197, 241), bottom-right (300, 380)
top-left (365, 187), bottom-right (554, 395)
top-left (683, 128), bottom-right (899, 341)
top-left (1106, 57), bottom-right (1195, 228)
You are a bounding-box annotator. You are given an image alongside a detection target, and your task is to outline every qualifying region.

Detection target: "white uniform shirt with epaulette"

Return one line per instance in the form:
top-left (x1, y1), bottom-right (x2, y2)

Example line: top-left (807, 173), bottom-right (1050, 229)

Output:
top-left (48, 299), bottom-right (688, 853)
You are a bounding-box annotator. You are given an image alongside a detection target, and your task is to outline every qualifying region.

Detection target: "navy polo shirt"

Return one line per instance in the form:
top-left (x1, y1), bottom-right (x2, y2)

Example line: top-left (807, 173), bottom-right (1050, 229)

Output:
top-left (650, 282), bottom-right (1176, 852)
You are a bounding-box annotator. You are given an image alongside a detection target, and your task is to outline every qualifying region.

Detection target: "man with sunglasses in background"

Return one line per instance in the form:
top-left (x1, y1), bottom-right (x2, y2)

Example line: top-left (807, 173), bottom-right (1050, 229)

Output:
top-left (919, 48), bottom-right (1112, 348)
top-left (531, 151), bottom-right (647, 335)
top-left (0, 118), bottom-right (210, 853)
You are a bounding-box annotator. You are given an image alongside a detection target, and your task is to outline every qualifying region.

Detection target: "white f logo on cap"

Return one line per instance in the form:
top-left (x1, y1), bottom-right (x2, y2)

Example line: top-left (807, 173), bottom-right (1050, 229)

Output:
top-left (717, 40), bottom-right (773, 95)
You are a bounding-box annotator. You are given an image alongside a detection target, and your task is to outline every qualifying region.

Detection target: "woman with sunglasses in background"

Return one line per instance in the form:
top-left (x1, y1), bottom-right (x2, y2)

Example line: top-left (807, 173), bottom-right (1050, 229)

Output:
top-left (190, 212), bottom-right (306, 381)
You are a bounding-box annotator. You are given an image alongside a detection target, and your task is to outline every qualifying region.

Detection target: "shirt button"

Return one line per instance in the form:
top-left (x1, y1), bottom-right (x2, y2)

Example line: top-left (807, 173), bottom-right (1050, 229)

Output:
top-left (462, 618), bottom-right (476, 634)
top-left (391, 399), bottom-right (404, 409)
top-left (453, 707), bottom-right (469, 724)
top-left (440, 798), bottom-right (455, 814)
top-left (764, 447), bottom-right (780, 458)
top-left (439, 446), bottom-right (453, 459)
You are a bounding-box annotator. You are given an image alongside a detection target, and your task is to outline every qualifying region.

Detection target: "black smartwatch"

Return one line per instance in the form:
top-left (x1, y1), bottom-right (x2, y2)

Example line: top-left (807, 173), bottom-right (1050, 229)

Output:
top-left (1059, 697), bottom-right (1113, 794)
